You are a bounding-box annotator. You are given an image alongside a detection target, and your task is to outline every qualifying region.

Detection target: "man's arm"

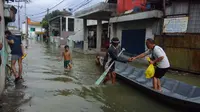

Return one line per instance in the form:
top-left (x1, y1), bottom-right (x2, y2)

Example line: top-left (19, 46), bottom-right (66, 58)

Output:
top-left (135, 53), bottom-right (147, 59)
top-left (132, 50), bottom-right (150, 60)
top-left (6, 36), bottom-right (14, 44)
top-left (108, 48), bottom-right (130, 63)
top-left (150, 56), bottom-right (164, 64)
top-left (7, 39), bottom-right (14, 44)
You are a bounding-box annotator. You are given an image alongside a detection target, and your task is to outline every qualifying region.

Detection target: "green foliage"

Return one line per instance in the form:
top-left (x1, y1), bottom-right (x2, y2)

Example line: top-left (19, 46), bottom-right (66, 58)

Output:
top-left (41, 9), bottom-right (72, 30)
top-left (41, 20), bottom-right (48, 29)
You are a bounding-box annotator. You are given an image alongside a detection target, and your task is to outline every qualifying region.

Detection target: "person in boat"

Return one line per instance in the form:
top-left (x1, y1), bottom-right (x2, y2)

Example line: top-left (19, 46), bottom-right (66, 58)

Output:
top-left (104, 37), bottom-right (133, 84)
top-left (132, 38), bottom-right (170, 91)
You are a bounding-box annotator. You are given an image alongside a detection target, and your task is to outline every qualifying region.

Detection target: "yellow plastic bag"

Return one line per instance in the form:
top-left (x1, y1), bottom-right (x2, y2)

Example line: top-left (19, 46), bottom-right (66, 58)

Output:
top-left (145, 57), bottom-right (155, 78)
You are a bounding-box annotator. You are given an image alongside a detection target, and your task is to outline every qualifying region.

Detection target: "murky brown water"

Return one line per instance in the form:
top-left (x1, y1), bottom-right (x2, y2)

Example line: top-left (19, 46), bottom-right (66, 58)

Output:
top-left (1, 39), bottom-right (198, 112)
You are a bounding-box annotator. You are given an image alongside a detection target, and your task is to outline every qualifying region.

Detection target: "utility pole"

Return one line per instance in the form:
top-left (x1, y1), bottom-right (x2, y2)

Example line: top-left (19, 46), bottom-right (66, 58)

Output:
top-left (162, 0), bottom-right (166, 49)
top-left (47, 8), bottom-right (49, 37)
top-left (25, 0), bottom-right (28, 48)
top-left (163, 0), bottom-right (166, 16)
top-left (60, 16), bottom-right (62, 37)
top-left (18, 1), bottom-right (20, 31)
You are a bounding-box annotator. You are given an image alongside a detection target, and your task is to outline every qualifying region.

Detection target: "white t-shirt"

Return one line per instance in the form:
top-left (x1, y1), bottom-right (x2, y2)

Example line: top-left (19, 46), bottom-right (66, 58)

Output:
top-left (145, 46), bottom-right (170, 68)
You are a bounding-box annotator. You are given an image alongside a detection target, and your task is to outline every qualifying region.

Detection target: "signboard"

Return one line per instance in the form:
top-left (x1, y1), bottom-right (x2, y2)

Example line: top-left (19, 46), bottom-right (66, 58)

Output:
top-left (163, 17), bottom-right (189, 33)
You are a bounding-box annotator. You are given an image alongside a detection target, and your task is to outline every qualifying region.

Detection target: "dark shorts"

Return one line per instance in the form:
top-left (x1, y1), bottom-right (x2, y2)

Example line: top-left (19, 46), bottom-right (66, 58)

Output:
top-left (154, 67), bottom-right (169, 79)
top-left (11, 55), bottom-right (22, 61)
top-left (64, 60), bottom-right (70, 68)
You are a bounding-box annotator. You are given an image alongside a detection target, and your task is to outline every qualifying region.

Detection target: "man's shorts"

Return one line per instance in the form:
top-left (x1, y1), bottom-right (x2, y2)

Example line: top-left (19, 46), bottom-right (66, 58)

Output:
top-left (64, 60), bottom-right (70, 68)
top-left (154, 67), bottom-right (169, 79)
top-left (11, 55), bottom-right (22, 61)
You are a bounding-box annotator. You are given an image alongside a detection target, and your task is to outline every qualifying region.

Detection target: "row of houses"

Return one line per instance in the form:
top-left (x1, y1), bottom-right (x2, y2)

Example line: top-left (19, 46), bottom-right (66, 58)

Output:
top-left (48, 15), bottom-right (109, 53)
top-left (65, 0), bottom-right (199, 74)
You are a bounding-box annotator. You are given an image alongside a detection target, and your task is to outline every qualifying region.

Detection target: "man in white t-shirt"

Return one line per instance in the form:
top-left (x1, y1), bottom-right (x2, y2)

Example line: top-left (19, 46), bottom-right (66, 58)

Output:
top-left (132, 38), bottom-right (170, 91)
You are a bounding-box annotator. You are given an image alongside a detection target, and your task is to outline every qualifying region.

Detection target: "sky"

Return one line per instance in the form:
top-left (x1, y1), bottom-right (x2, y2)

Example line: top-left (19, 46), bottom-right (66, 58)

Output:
top-left (7, 0), bottom-right (105, 28)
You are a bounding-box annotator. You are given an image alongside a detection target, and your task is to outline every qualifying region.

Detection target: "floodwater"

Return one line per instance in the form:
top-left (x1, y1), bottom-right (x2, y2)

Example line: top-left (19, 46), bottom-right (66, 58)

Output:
top-left (1, 39), bottom-right (199, 112)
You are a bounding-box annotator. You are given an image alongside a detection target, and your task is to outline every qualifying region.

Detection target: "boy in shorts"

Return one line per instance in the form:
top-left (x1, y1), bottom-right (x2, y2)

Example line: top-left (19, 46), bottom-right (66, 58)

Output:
top-left (60, 45), bottom-right (72, 70)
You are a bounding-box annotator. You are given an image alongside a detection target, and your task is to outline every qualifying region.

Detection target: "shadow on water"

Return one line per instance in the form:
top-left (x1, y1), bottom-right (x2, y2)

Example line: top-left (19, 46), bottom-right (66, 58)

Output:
top-left (45, 77), bottom-right (73, 83)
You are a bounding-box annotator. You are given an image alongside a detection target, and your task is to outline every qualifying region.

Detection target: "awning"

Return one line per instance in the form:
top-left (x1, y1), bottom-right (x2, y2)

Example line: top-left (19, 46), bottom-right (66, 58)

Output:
top-left (110, 10), bottom-right (163, 23)
top-left (75, 2), bottom-right (116, 20)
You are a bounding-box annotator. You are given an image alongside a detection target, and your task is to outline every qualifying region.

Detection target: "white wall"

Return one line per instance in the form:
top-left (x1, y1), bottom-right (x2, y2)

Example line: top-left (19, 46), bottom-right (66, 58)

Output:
top-left (0, 0), bottom-right (6, 94)
top-left (68, 18), bottom-right (84, 41)
top-left (87, 20), bottom-right (108, 26)
top-left (65, 16), bottom-right (74, 32)
top-left (22, 23), bottom-right (45, 38)
top-left (22, 23), bottom-right (44, 34)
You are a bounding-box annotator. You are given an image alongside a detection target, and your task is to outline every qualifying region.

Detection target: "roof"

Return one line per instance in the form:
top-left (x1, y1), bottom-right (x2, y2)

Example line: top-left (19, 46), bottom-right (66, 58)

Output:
top-left (110, 10), bottom-right (163, 23)
top-left (74, 2), bottom-right (116, 20)
top-left (28, 22), bottom-right (41, 26)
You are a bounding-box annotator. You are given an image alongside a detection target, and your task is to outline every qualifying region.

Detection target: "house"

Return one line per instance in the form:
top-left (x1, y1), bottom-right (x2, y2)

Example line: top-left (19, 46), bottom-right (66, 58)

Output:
top-left (154, 0), bottom-right (200, 74)
top-left (75, 2), bottom-right (116, 53)
top-left (75, 0), bottom-right (200, 73)
top-left (68, 19), bottom-right (109, 54)
top-left (22, 21), bottom-right (45, 39)
top-left (49, 16), bottom-right (75, 46)
top-left (49, 15), bottom-right (108, 53)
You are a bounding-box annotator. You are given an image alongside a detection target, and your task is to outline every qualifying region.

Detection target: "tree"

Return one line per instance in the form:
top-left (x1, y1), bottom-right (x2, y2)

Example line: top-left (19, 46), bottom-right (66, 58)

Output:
top-left (41, 9), bottom-right (72, 31)
top-left (41, 20), bottom-right (48, 30)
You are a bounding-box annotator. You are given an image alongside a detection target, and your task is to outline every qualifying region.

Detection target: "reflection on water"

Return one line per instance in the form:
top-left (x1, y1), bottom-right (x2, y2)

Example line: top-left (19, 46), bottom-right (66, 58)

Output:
top-left (0, 40), bottom-right (186, 112)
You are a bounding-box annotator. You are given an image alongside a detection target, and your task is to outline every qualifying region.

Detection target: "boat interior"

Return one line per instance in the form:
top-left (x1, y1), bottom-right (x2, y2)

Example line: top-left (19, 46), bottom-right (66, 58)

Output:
top-left (115, 61), bottom-right (200, 103)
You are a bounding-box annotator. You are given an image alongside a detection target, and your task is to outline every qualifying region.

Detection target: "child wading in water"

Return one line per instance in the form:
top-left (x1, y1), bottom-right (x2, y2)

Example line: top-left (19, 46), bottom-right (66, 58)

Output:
top-left (60, 45), bottom-right (72, 70)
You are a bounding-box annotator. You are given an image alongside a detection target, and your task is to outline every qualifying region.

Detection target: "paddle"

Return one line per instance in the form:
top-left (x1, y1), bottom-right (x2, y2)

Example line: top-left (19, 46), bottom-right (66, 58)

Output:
top-left (95, 48), bottom-right (125, 85)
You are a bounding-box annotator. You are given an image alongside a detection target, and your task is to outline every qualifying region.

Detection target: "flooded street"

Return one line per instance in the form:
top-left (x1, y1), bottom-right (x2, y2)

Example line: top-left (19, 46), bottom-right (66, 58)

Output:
top-left (0, 40), bottom-right (189, 112)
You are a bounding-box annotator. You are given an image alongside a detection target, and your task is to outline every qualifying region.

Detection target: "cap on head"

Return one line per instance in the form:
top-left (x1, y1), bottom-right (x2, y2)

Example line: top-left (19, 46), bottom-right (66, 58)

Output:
top-left (146, 38), bottom-right (155, 44)
top-left (111, 37), bottom-right (120, 44)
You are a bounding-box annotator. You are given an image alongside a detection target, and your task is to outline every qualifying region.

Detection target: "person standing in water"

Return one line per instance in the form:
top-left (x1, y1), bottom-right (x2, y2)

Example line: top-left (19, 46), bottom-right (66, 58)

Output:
top-left (104, 37), bottom-right (133, 84)
top-left (5, 30), bottom-right (25, 82)
top-left (60, 45), bottom-right (72, 70)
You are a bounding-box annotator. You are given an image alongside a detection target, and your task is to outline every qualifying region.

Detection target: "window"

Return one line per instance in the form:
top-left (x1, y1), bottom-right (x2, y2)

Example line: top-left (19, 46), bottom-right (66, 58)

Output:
top-left (30, 28), bottom-right (35, 32)
top-left (68, 18), bottom-right (74, 31)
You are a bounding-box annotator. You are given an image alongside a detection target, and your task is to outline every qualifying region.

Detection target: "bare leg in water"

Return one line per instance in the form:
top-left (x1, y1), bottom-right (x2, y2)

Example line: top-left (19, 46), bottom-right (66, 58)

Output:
top-left (11, 60), bottom-right (18, 78)
top-left (18, 57), bottom-right (23, 79)
top-left (112, 72), bottom-right (116, 84)
top-left (103, 72), bottom-right (111, 84)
